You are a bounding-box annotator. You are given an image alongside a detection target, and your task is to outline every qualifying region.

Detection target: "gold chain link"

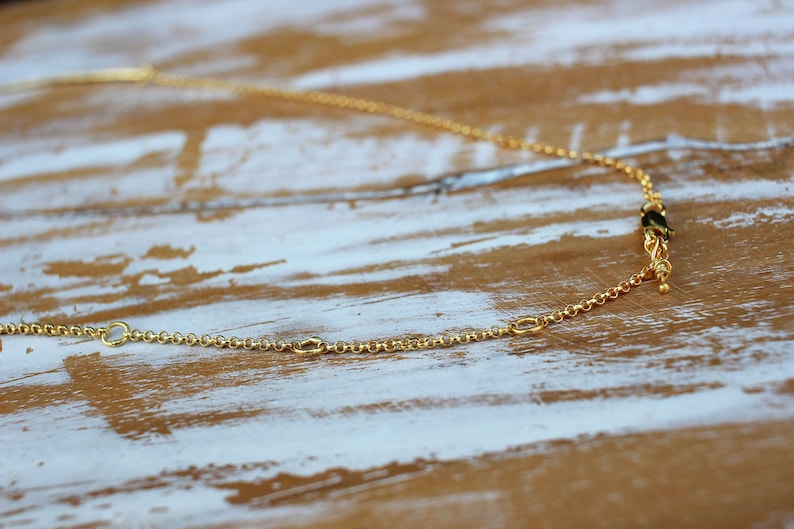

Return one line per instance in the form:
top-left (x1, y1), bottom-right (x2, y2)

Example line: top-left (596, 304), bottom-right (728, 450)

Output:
top-left (0, 66), bottom-right (673, 355)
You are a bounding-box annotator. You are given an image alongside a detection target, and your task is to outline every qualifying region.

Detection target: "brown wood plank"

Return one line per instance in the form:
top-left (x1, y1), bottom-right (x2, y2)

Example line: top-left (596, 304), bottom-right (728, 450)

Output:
top-left (1, 0), bottom-right (793, 527)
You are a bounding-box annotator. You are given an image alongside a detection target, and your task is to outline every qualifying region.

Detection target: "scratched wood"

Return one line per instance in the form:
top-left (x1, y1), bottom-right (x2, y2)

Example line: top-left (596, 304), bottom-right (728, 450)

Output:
top-left (1, 1), bottom-right (793, 527)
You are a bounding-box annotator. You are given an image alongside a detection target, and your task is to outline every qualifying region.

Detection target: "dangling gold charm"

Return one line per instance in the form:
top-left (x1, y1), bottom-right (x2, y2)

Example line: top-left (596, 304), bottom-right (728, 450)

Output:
top-left (641, 206), bottom-right (673, 294)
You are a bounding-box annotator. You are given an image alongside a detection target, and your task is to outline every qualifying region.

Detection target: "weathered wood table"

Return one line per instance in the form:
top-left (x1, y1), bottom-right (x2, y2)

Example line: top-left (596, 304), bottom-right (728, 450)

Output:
top-left (2, 1), bottom-right (793, 527)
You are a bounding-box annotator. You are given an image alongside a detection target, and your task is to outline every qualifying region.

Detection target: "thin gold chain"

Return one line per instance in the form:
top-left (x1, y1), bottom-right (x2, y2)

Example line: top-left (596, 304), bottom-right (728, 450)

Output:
top-left (0, 66), bottom-right (674, 355)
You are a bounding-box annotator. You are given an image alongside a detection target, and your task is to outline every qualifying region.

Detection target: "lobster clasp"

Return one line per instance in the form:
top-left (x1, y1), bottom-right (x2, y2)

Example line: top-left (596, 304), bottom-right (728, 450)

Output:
top-left (641, 204), bottom-right (674, 241)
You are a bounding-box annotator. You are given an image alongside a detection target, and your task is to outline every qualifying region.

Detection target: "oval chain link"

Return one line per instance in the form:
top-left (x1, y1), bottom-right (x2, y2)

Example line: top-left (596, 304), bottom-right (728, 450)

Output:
top-left (0, 66), bottom-right (671, 355)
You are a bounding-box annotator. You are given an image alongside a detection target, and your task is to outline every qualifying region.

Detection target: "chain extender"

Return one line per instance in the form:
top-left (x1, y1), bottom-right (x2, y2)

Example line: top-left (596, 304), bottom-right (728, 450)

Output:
top-left (0, 66), bottom-right (674, 355)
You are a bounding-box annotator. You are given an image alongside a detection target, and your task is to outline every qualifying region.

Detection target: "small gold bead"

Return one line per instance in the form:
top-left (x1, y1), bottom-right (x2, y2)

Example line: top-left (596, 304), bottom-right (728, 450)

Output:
top-left (658, 282), bottom-right (671, 294)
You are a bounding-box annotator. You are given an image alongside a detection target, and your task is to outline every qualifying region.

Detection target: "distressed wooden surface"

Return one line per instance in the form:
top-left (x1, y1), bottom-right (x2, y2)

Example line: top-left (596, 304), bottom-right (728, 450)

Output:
top-left (1, 0), bottom-right (794, 527)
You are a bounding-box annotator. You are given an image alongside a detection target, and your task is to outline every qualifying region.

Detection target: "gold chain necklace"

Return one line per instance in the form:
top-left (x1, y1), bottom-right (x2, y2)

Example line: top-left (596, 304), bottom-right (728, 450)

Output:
top-left (0, 65), bottom-right (674, 355)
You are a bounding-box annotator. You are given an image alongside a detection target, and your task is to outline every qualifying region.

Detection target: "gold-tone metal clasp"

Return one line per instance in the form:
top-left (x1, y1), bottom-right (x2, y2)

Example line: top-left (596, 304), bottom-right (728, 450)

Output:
top-left (292, 336), bottom-right (327, 355)
top-left (509, 316), bottom-right (547, 335)
top-left (100, 321), bottom-right (131, 347)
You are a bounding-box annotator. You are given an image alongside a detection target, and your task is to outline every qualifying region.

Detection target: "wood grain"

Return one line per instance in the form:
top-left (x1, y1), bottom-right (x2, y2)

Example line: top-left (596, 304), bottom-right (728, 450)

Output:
top-left (1, 0), bottom-right (793, 527)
